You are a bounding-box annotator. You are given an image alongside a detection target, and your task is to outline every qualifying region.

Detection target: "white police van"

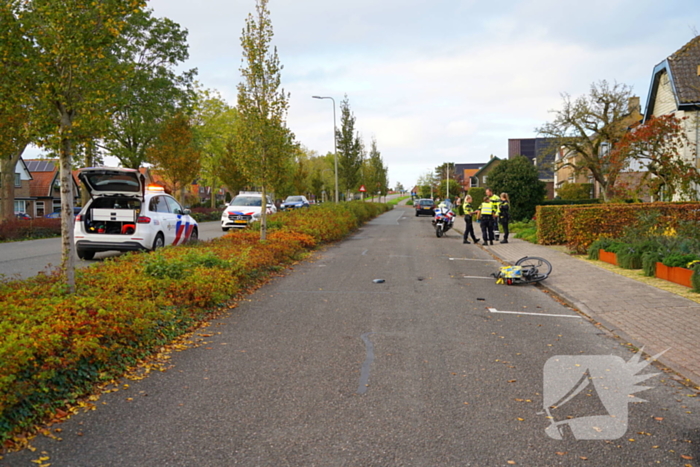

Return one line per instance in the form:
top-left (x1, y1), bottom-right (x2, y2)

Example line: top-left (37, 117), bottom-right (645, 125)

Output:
top-left (74, 168), bottom-right (198, 260)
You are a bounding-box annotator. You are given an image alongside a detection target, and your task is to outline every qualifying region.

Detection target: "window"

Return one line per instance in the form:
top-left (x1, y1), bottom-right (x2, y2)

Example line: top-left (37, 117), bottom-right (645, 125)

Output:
top-left (36, 201), bottom-right (45, 218)
top-left (165, 196), bottom-right (184, 215)
top-left (14, 200), bottom-right (26, 214)
top-left (149, 196), bottom-right (170, 213)
top-left (15, 173), bottom-right (21, 187)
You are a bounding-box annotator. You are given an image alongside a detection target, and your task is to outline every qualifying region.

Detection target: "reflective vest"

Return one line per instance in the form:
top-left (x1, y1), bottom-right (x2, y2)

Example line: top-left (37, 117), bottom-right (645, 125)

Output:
top-left (480, 201), bottom-right (493, 216)
top-left (489, 194), bottom-right (501, 216)
top-left (464, 203), bottom-right (476, 216)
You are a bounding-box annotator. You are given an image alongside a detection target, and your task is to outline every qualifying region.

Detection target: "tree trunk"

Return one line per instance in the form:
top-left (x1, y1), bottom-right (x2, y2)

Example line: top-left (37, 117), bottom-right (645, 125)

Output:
top-left (210, 175), bottom-right (218, 209)
top-left (260, 183), bottom-right (267, 241)
top-left (0, 145), bottom-right (26, 223)
top-left (59, 111), bottom-right (76, 293)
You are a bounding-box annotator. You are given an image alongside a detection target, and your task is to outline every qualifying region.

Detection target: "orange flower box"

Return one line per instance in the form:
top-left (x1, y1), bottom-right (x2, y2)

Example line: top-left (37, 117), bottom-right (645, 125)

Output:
top-left (655, 263), bottom-right (692, 288)
top-left (599, 250), bottom-right (617, 266)
top-left (655, 262), bottom-right (669, 281)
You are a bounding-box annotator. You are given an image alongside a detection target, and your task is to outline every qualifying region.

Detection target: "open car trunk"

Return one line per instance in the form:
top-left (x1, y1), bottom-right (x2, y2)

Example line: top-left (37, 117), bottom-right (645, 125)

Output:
top-left (82, 196), bottom-right (142, 235)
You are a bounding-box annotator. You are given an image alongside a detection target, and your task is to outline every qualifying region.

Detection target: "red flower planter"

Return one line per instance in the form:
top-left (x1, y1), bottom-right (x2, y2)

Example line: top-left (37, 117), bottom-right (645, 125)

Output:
top-left (655, 263), bottom-right (693, 288)
top-left (599, 250), bottom-right (617, 266)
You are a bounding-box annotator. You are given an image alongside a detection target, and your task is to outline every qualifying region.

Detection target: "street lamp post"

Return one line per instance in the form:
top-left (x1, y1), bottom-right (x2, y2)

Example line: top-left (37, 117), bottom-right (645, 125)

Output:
top-left (312, 96), bottom-right (338, 203)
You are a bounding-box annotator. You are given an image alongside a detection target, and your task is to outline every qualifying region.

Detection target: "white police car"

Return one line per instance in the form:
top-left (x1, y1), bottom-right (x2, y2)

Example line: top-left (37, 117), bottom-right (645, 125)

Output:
top-left (221, 192), bottom-right (276, 231)
top-left (74, 168), bottom-right (198, 260)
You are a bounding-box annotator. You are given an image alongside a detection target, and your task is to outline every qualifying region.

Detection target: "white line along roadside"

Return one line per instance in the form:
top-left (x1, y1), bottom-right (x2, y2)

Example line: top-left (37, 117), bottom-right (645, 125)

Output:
top-left (488, 307), bottom-right (582, 319)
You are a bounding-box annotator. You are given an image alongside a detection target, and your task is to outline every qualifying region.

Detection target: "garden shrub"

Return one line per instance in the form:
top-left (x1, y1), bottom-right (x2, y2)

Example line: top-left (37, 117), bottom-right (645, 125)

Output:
top-left (532, 202), bottom-right (700, 253)
top-left (642, 250), bottom-right (662, 277)
top-left (691, 262), bottom-right (700, 293)
top-left (587, 238), bottom-right (615, 260)
top-left (536, 205), bottom-right (566, 245)
top-left (661, 253), bottom-right (700, 268)
top-left (0, 218), bottom-right (61, 242)
top-left (616, 245), bottom-right (642, 270)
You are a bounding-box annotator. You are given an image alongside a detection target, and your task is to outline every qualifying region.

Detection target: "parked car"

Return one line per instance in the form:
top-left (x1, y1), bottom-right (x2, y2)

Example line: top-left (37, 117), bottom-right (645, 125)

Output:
top-left (15, 212), bottom-right (32, 220)
top-left (280, 195), bottom-right (310, 210)
top-left (414, 199), bottom-right (436, 216)
top-left (45, 207), bottom-right (82, 219)
top-left (221, 192), bottom-right (277, 231)
top-left (74, 168), bottom-right (198, 260)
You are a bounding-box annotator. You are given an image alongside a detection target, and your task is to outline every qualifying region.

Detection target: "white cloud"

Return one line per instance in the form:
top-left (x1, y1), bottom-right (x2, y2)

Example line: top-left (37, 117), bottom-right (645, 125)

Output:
top-left (135, 1), bottom-right (700, 187)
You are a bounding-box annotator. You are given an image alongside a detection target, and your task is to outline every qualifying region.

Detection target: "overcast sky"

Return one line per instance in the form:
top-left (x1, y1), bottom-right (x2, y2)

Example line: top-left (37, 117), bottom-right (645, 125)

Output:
top-left (28, 0), bottom-right (700, 189)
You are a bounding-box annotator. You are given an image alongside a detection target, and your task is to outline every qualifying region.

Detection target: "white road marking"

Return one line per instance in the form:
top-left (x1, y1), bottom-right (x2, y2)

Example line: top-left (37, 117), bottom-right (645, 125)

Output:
top-left (488, 307), bottom-right (582, 319)
top-left (462, 276), bottom-right (494, 280)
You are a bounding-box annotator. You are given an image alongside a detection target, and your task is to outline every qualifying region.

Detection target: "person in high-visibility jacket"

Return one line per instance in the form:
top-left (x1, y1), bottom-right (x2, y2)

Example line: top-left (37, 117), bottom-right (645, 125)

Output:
top-left (462, 195), bottom-right (480, 244)
top-left (477, 195), bottom-right (495, 245)
top-left (486, 188), bottom-right (501, 241)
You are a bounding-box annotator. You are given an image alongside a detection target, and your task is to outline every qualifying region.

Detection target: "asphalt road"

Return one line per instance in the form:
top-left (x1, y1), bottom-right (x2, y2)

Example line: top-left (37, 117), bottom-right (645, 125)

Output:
top-left (0, 220), bottom-right (227, 281)
top-left (2, 206), bottom-right (699, 466)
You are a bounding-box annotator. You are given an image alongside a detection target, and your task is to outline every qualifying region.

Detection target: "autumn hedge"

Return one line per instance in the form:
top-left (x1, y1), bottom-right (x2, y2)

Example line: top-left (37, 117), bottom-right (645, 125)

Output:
top-left (0, 201), bottom-right (390, 445)
top-left (536, 203), bottom-right (700, 253)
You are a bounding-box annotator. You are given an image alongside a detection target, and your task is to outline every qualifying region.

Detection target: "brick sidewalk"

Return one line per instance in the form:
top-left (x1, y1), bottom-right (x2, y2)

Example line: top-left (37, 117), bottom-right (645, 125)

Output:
top-left (471, 234), bottom-right (700, 386)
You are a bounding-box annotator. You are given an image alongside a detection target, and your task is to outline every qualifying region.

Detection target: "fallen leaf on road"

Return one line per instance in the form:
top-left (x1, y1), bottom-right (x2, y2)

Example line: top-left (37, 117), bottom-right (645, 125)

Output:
top-left (556, 452), bottom-right (567, 456)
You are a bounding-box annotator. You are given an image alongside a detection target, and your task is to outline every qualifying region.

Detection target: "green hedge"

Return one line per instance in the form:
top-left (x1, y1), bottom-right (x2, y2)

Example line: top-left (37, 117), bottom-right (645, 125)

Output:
top-left (536, 203), bottom-right (700, 253)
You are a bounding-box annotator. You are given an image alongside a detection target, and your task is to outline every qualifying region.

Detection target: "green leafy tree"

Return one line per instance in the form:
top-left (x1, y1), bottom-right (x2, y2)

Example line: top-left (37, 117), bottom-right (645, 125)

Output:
top-left (364, 138), bottom-right (387, 201)
top-left (336, 95), bottom-right (363, 199)
top-left (417, 170), bottom-right (437, 198)
top-left (306, 151), bottom-right (334, 202)
top-left (13, 0), bottom-right (148, 291)
top-left (0, 4), bottom-right (38, 222)
top-left (193, 89), bottom-right (237, 207)
top-left (487, 155), bottom-right (546, 221)
top-left (148, 113), bottom-right (201, 203)
top-left (537, 80), bottom-right (636, 202)
top-left (436, 179), bottom-right (460, 200)
top-left (233, 0), bottom-right (295, 240)
top-left (557, 182), bottom-right (593, 200)
top-left (101, 9), bottom-right (196, 169)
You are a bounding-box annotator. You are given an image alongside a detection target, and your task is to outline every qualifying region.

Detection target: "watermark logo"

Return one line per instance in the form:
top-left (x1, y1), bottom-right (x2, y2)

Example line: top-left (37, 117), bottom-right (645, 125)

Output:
top-left (541, 349), bottom-right (666, 440)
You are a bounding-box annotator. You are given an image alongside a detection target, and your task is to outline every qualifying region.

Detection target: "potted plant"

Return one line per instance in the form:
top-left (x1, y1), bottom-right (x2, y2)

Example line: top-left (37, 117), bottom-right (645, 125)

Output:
top-left (656, 253), bottom-right (699, 288)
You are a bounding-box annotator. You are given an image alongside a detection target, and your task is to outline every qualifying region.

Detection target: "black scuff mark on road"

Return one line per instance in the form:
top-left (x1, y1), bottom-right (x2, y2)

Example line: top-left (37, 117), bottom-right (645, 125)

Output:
top-left (357, 332), bottom-right (375, 395)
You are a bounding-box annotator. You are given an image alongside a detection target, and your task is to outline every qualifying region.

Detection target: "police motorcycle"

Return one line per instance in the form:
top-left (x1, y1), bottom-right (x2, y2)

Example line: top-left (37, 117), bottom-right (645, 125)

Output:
top-left (432, 204), bottom-right (456, 238)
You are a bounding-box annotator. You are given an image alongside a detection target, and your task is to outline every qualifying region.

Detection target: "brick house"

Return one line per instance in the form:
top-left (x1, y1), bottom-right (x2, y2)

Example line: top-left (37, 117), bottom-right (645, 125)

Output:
top-left (2, 158), bottom-right (33, 216)
top-left (454, 163), bottom-right (486, 192)
top-left (25, 159), bottom-right (81, 217)
top-left (471, 156), bottom-right (502, 189)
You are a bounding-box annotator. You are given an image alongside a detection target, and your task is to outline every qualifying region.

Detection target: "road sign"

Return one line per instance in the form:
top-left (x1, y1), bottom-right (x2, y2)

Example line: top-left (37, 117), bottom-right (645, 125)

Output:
top-left (359, 185), bottom-right (366, 192)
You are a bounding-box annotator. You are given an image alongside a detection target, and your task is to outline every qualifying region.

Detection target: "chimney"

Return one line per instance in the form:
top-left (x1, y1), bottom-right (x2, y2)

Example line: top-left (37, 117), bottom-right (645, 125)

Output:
top-left (628, 96), bottom-right (640, 115)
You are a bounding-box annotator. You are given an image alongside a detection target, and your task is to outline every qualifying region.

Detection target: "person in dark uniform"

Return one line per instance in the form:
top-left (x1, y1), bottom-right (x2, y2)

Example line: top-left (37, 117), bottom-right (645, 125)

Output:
top-left (477, 195), bottom-right (495, 245)
top-left (486, 188), bottom-right (501, 241)
top-left (499, 192), bottom-right (511, 244)
top-left (462, 195), bottom-right (480, 244)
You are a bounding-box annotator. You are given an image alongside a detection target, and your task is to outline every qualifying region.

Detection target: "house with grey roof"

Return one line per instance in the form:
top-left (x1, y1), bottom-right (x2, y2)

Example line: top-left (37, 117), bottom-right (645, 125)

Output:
top-left (644, 35), bottom-right (700, 171)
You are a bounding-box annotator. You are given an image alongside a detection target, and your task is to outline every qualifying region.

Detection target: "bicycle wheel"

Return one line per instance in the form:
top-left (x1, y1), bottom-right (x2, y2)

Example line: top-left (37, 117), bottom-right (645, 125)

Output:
top-left (515, 256), bottom-right (552, 282)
